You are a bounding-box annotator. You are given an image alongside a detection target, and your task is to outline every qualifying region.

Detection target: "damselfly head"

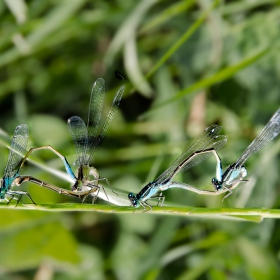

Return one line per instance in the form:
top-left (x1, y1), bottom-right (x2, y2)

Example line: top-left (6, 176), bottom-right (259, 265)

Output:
top-left (128, 192), bottom-right (139, 208)
top-left (212, 177), bottom-right (222, 191)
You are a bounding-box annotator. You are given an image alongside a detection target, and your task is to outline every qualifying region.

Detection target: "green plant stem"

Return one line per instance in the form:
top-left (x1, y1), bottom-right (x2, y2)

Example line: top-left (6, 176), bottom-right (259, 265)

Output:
top-left (146, 0), bottom-right (220, 79)
top-left (1, 203), bottom-right (280, 222)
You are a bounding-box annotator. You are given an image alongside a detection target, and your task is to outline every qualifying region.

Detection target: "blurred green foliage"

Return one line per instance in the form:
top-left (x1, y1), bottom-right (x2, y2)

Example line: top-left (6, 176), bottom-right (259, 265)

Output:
top-left (0, 0), bottom-right (280, 279)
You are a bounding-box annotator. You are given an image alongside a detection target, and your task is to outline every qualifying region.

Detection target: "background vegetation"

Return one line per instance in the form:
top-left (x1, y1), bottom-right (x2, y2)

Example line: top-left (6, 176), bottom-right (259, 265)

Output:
top-left (0, 0), bottom-right (280, 279)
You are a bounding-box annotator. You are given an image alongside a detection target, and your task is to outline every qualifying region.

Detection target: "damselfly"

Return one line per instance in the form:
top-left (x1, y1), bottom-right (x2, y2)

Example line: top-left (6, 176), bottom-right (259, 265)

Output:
top-left (211, 108), bottom-right (280, 197)
top-left (19, 78), bottom-right (125, 203)
top-left (0, 124), bottom-right (36, 205)
top-left (128, 124), bottom-right (227, 211)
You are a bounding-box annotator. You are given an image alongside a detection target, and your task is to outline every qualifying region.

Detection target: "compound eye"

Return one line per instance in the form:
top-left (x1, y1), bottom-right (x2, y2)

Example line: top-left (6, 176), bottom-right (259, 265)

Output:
top-left (211, 178), bottom-right (221, 190)
top-left (128, 193), bottom-right (135, 199)
top-left (128, 193), bottom-right (139, 207)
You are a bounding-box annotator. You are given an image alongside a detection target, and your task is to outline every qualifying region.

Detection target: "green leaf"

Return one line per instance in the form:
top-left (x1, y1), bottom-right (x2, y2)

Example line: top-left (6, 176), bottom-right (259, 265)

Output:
top-left (143, 46), bottom-right (273, 117)
top-left (0, 212), bottom-right (79, 271)
top-left (0, 0), bottom-right (87, 68)
top-left (4, 0), bottom-right (27, 24)
top-left (139, 0), bottom-right (196, 34)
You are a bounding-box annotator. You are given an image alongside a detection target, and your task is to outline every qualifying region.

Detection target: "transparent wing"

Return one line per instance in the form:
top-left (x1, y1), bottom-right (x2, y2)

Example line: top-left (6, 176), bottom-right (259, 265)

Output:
top-left (87, 84), bottom-right (124, 163)
top-left (87, 78), bottom-right (105, 148)
top-left (4, 124), bottom-right (29, 178)
top-left (154, 124), bottom-right (227, 184)
top-left (172, 135), bottom-right (227, 173)
top-left (68, 116), bottom-right (89, 166)
top-left (235, 108), bottom-right (280, 167)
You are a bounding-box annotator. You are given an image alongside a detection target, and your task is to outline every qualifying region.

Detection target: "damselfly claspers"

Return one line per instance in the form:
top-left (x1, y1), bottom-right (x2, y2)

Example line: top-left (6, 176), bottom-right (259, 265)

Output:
top-left (211, 108), bottom-right (280, 198)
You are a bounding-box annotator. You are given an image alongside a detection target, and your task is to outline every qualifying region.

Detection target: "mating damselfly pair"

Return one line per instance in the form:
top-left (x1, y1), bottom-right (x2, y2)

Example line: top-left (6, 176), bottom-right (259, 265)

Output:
top-left (1, 77), bottom-right (280, 211)
top-left (1, 77), bottom-right (125, 206)
top-left (128, 108), bottom-right (280, 210)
